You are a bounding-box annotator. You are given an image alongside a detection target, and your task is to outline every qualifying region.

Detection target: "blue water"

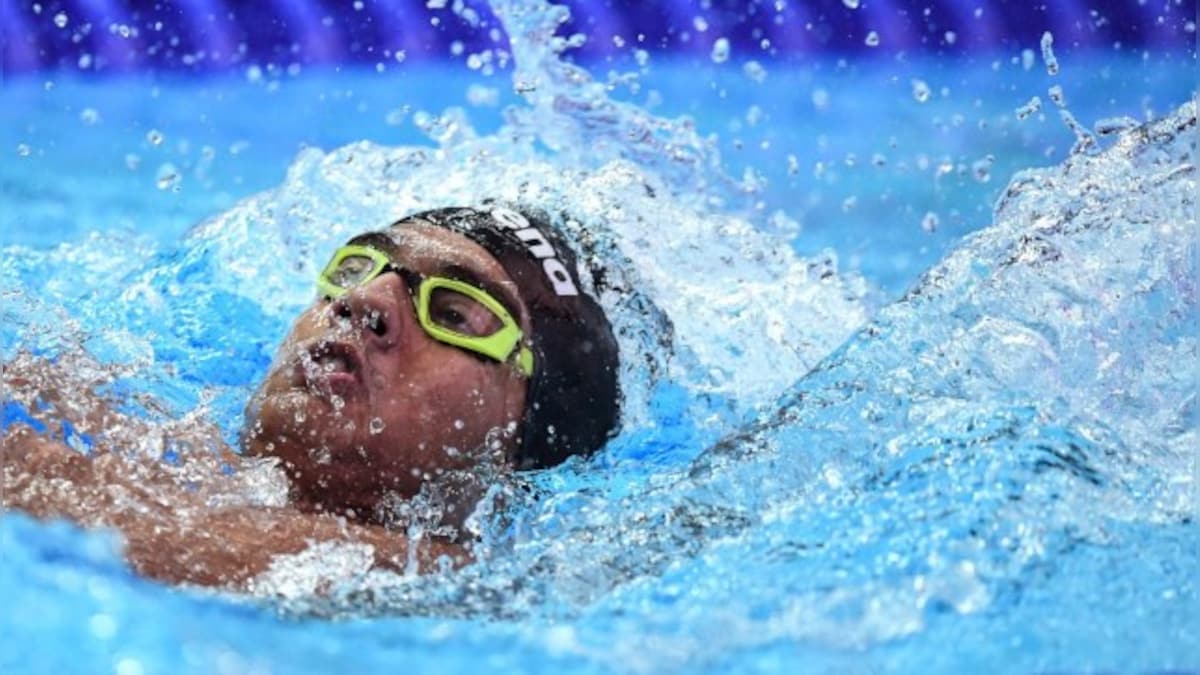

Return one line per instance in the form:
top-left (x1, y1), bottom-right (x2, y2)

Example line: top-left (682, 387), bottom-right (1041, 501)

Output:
top-left (3, 1), bottom-right (1197, 672)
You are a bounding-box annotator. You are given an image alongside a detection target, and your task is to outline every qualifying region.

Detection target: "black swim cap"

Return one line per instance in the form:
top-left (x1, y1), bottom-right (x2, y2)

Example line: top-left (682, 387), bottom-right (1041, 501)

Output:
top-left (393, 205), bottom-right (621, 469)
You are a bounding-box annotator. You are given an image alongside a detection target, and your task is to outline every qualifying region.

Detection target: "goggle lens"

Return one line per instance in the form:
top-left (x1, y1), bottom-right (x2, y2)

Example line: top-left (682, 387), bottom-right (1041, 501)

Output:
top-left (328, 253), bottom-right (381, 289)
top-left (426, 286), bottom-right (505, 338)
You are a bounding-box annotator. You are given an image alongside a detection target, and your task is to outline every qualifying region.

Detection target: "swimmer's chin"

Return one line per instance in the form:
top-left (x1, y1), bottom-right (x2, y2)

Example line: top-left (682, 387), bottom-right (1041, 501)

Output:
top-left (247, 390), bottom-right (366, 453)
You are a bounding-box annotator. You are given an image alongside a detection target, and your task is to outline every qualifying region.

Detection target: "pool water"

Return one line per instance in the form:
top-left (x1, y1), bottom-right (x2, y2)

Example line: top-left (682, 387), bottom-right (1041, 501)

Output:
top-left (2, 0), bottom-right (1197, 672)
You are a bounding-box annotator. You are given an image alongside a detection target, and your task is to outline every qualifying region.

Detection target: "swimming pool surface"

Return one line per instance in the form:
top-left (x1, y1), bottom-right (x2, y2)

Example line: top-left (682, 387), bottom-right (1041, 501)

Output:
top-left (2, 1), bottom-right (1197, 672)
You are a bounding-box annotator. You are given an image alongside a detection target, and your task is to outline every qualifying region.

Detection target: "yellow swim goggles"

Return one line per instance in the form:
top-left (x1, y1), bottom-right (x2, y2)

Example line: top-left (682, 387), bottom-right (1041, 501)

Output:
top-left (316, 244), bottom-right (534, 377)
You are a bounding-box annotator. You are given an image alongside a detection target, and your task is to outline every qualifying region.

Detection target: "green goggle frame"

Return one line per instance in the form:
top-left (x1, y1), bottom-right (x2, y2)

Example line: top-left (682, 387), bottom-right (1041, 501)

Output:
top-left (317, 244), bottom-right (534, 377)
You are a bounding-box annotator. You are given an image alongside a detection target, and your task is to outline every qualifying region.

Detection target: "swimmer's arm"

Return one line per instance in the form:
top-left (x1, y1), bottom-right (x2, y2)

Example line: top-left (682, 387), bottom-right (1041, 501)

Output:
top-left (2, 427), bottom-right (467, 589)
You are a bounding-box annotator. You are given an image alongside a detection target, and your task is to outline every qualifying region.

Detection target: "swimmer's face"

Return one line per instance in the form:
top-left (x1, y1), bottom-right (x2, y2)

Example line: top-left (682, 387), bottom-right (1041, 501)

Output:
top-left (243, 223), bottom-right (530, 519)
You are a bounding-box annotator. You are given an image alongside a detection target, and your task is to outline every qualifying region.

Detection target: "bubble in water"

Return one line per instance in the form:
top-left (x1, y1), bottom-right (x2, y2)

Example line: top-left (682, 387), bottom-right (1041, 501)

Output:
top-left (710, 38), bottom-right (731, 63)
top-left (426, 0), bottom-right (448, 8)
top-left (1015, 96), bottom-right (1042, 120)
top-left (693, 16), bottom-right (709, 32)
top-left (634, 49), bottom-right (649, 67)
top-left (911, 79), bottom-right (931, 103)
top-left (124, 153), bottom-right (140, 170)
top-left (944, 30), bottom-right (957, 45)
top-left (842, 195), bottom-right (857, 212)
top-left (353, 0), bottom-right (364, 9)
top-left (79, 107), bottom-right (100, 125)
top-left (146, 129), bottom-right (164, 146)
top-left (864, 31), bottom-right (880, 47)
top-left (155, 163), bottom-right (180, 190)
top-left (842, 0), bottom-right (860, 8)
top-left (871, 153), bottom-right (887, 167)
top-left (921, 212), bottom-right (939, 233)
top-left (53, 11), bottom-right (68, 28)
top-left (369, 417), bottom-right (385, 435)
top-left (786, 154), bottom-right (800, 176)
top-left (453, 419), bottom-right (465, 430)
top-left (77, 54), bottom-right (92, 70)
top-left (1040, 31), bottom-right (1059, 75)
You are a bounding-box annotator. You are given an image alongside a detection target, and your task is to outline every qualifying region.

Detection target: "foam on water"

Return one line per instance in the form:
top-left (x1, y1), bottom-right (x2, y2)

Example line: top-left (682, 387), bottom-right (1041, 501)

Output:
top-left (1, 0), bottom-right (1196, 671)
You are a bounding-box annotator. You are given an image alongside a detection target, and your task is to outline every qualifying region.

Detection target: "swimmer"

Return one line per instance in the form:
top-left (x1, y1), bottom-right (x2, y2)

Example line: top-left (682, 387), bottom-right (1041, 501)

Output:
top-left (1, 205), bottom-right (621, 589)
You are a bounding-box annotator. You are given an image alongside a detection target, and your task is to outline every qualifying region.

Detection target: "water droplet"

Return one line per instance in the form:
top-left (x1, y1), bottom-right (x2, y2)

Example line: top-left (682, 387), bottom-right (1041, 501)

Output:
top-left (911, 79), bottom-right (930, 103)
top-left (385, 106), bottom-right (410, 125)
top-left (743, 60), bottom-right (767, 83)
top-left (1040, 31), bottom-right (1059, 75)
top-left (972, 155), bottom-right (994, 183)
top-left (1047, 84), bottom-right (1066, 108)
top-left (53, 11), bottom-right (68, 28)
top-left (308, 445), bottom-right (331, 464)
top-left (710, 38), bottom-right (731, 63)
top-left (88, 613), bottom-right (117, 639)
top-left (79, 107), bottom-right (100, 125)
top-left (921, 212), bottom-right (939, 233)
top-left (1015, 96), bottom-right (1042, 120)
top-left (811, 88), bottom-right (830, 110)
top-left (864, 31), bottom-right (880, 47)
top-left (155, 163), bottom-right (179, 190)
top-left (1094, 116), bottom-right (1138, 137)
top-left (369, 417), bottom-right (385, 435)
top-left (16, 144), bottom-right (31, 157)
top-left (842, 0), bottom-right (860, 8)
top-left (146, 129), bottom-right (164, 146)
top-left (1021, 48), bottom-right (1036, 71)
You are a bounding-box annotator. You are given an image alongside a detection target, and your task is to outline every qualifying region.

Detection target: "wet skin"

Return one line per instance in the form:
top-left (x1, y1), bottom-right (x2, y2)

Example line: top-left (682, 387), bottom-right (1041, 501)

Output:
top-left (1, 222), bottom-right (532, 588)
top-left (243, 222), bottom-right (532, 522)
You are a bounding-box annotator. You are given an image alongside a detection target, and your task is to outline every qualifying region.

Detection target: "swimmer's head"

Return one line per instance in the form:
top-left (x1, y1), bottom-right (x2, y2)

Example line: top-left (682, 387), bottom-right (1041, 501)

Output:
top-left (243, 205), bottom-right (620, 522)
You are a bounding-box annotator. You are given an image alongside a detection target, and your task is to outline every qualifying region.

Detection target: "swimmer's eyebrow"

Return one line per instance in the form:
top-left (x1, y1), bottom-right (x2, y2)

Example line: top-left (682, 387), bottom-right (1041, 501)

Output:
top-left (346, 232), bottom-right (395, 249)
top-left (437, 263), bottom-right (525, 322)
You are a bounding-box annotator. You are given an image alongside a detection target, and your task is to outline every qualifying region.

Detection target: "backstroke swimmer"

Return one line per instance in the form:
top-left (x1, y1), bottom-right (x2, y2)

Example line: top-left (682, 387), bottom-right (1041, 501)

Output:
top-left (1, 205), bottom-right (622, 590)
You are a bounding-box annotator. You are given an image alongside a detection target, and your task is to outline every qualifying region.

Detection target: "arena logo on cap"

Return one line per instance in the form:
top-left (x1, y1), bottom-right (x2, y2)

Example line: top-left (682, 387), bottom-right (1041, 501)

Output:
top-left (490, 207), bottom-right (580, 297)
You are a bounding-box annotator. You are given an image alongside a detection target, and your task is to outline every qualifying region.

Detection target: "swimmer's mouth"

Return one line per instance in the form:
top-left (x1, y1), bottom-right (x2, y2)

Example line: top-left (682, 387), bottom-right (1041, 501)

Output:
top-left (297, 339), bottom-right (364, 392)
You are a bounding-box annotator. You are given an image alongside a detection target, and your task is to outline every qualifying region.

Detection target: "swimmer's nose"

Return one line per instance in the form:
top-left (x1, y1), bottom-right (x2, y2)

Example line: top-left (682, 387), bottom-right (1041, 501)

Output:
top-left (329, 273), bottom-right (414, 349)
